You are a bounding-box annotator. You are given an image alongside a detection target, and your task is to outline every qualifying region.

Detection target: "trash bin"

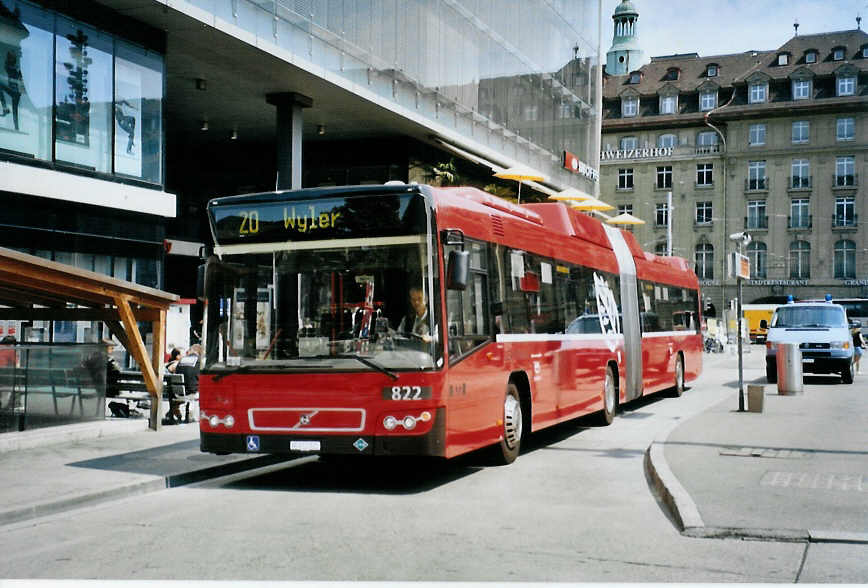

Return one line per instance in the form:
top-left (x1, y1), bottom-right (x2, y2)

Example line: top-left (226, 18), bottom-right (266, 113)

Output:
top-left (776, 342), bottom-right (803, 395)
top-left (747, 384), bottom-right (764, 412)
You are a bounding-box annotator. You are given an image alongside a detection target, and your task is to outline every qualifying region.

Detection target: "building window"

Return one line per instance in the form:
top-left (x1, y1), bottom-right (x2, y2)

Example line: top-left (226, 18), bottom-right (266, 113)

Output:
top-left (747, 241), bottom-right (767, 278)
top-left (749, 83), bottom-right (767, 104)
top-left (792, 120), bottom-right (810, 143)
top-left (656, 166), bottom-right (672, 189)
top-left (707, 64), bottom-right (718, 77)
top-left (837, 76), bottom-right (856, 96)
top-left (618, 168), bottom-right (634, 190)
top-left (778, 53), bottom-right (789, 66)
top-left (792, 79), bottom-right (811, 100)
top-left (791, 159), bottom-right (810, 188)
top-left (749, 123), bottom-right (766, 146)
top-left (835, 156), bottom-right (855, 186)
top-left (835, 196), bottom-right (856, 227)
top-left (833, 48), bottom-right (845, 61)
top-left (790, 198), bottom-right (811, 228)
top-left (805, 51), bottom-right (817, 64)
top-left (665, 67), bottom-right (680, 81)
top-left (837, 118), bottom-right (855, 141)
top-left (748, 160), bottom-right (767, 190)
top-left (789, 241), bottom-right (811, 279)
top-left (834, 240), bottom-right (856, 279)
top-left (695, 243), bottom-right (714, 279)
top-left (695, 201), bottom-right (712, 224)
top-left (747, 200), bottom-right (767, 229)
top-left (697, 131), bottom-right (718, 147)
top-left (658, 133), bottom-right (677, 148)
top-left (620, 136), bottom-right (638, 150)
top-left (617, 204), bottom-right (633, 216)
top-left (659, 95), bottom-right (677, 115)
top-left (0, 5), bottom-right (165, 185)
top-left (629, 72), bottom-right (641, 84)
top-left (699, 91), bottom-right (717, 111)
top-left (655, 242), bottom-right (668, 256)
top-left (696, 163), bottom-right (713, 186)
top-left (622, 96), bottom-right (638, 117)
top-left (655, 202), bottom-right (669, 227)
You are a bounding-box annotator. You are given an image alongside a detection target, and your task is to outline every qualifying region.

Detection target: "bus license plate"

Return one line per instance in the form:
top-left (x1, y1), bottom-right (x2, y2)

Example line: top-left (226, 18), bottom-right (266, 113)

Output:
top-left (290, 440), bottom-right (321, 452)
top-left (802, 358), bottom-right (814, 363)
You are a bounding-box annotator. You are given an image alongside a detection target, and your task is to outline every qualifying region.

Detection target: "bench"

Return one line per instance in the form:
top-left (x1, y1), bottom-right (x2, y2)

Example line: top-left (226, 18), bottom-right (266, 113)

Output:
top-left (112, 371), bottom-right (193, 422)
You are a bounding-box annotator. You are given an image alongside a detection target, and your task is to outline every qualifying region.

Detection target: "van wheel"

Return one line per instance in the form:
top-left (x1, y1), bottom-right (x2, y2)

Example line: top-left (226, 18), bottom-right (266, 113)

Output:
top-left (672, 354), bottom-right (685, 397)
top-left (842, 361), bottom-right (854, 384)
top-left (596, 365), bottom-right (617, 426)
top-left (495, 383), bottom-right (523, 465)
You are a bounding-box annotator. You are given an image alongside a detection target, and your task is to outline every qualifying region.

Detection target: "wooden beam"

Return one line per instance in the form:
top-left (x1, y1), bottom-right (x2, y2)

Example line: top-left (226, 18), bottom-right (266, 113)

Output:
top-left (0, 307), bottom-right (162, 322)
top-left (114, 295), bottom-right (162, 431)
top-left (150, 309), bottom-right (166, 428)
top-left (104, 320), bottom-right (131, 351)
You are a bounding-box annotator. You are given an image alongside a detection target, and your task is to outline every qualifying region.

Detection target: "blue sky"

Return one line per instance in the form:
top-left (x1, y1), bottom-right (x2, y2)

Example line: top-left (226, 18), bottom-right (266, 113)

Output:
top-left (602, 0), bottom-right (867, 63)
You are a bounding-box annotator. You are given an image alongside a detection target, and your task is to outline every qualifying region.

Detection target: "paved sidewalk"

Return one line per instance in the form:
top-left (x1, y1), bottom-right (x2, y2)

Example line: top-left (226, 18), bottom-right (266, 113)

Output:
top-left (0, 419), bottom-right (288, 526)
top-left (647, 348), bottom-right (868, 544)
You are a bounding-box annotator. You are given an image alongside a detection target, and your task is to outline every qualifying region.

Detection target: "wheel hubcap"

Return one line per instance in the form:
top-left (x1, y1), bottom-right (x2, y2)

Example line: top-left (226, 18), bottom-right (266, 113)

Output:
top-left (504, 394), bottom-right (522, 449)
top-left (604, 370), bottom-right (615, 414)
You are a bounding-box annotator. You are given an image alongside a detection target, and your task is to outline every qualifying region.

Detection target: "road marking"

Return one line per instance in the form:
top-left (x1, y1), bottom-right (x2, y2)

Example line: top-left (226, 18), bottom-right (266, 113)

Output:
top-left (761, 471), bottom-right (866, 491)
top-left (720, 446), bottom-right (809, 459)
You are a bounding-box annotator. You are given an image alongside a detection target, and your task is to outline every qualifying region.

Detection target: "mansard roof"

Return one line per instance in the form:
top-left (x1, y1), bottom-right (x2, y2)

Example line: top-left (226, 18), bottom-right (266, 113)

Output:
top-left (603, 29), bottom-right (868, 99)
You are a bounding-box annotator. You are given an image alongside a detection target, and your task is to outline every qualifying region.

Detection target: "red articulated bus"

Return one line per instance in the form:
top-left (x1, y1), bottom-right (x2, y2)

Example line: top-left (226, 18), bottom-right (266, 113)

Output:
top-left (199, 183), bottom-right (702, 464)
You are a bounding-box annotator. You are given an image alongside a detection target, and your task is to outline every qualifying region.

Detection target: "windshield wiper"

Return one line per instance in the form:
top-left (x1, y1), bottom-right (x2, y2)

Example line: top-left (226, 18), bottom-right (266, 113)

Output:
top-left (336, 353), bottom-right (399, 380)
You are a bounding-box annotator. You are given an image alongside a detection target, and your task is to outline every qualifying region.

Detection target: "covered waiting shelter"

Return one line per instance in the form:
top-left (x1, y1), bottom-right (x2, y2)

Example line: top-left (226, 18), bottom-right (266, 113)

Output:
top-left (0, 247), bottom-right (179, 430)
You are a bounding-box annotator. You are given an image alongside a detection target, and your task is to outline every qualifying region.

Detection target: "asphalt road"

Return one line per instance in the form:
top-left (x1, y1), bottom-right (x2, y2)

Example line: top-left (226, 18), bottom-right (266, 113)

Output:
top-left (0, 351), bottom-right (863, 582)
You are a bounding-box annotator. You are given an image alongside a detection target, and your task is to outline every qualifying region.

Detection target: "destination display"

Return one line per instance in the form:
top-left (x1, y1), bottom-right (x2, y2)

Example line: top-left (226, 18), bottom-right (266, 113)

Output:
top-left (210, 192), bottom-right (428, 245)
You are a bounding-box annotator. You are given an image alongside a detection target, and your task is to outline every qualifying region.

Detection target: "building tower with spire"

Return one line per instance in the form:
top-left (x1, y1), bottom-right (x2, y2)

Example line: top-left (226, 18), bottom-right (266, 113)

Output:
top-left (606, 0), bottom-right (644, 75)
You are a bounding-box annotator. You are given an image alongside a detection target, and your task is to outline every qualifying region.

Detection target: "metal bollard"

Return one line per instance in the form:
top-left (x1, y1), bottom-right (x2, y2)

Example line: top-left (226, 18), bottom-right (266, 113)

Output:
top-left (776, 342), bottom-right (803, 395)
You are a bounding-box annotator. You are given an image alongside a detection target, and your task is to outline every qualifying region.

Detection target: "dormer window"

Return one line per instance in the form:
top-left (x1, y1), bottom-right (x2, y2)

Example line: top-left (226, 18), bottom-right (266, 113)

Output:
top-left (664, 67), bottom-right (680, 81)
top-left (833, 47), bottom-right (845, 61)
top-left (700, 90), bottom-right (717, 111)
top-left (749, 82), bottom-right (768, 104)
top-left (792, 79), bottom-right (811, 100)
top-left (778, 53), bottom-right (789, 66)
top-left (660, 94), bottom-right (678, 115)
top-left (837, 74), bottom-right (856, 96)
top-left (621, 95), bottom-right (639, 117)
top-left (862, 45), bottom-right (868, 58)
top-left (629, 71), bottom-right (641, 84)
top-left (706, 64), bottom-right (718, 77)
top-left (805, 51), bottom-right (817, 64)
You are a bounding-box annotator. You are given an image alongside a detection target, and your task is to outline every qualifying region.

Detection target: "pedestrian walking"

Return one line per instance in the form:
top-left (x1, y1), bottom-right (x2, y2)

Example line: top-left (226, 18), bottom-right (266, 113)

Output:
top-left (853, 324), bottom-right (865, 375)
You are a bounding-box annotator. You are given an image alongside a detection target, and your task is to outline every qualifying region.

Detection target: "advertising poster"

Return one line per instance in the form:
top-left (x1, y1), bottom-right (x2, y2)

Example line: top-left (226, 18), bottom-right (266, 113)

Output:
top-left (114, 56), bottom-right (142, 177)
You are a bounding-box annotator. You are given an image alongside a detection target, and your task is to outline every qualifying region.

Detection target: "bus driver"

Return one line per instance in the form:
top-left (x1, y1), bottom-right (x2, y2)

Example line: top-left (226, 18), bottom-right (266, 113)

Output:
top-left (397, 286), bottom-right (433, 343)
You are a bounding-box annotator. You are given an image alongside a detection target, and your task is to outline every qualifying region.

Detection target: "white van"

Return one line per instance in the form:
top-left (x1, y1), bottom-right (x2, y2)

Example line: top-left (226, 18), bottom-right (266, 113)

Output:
top-left (765, 301), bottom-right (856, 384)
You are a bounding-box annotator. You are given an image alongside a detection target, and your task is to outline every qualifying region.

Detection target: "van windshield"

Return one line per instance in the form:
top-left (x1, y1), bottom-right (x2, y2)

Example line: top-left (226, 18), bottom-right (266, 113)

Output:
top-left (772, 306), bottom-right (846, 328)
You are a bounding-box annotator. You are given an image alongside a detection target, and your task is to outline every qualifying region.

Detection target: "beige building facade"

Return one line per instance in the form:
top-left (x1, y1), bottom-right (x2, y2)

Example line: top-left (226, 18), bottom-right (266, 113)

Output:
top-left (600, 15), bottom-right (867, 313)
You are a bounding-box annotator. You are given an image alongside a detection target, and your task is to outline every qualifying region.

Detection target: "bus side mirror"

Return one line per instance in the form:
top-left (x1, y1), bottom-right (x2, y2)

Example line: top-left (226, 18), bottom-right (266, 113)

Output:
top-left (446, 250), bottom-right (469, 290)
top-left (759, 319), bottom-right (768, 329)
top-left (850, 320), bottom-right (861, 329)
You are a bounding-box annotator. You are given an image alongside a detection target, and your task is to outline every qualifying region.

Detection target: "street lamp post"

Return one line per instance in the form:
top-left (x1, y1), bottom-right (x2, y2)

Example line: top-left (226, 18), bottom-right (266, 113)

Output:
top-left (730, 231), bottom-right (751, 412)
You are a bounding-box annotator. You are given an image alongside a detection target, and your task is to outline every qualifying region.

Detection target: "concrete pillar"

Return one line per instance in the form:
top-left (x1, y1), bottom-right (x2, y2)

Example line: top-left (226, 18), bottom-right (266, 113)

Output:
top-left (266, 92), bottom-right (313, 190)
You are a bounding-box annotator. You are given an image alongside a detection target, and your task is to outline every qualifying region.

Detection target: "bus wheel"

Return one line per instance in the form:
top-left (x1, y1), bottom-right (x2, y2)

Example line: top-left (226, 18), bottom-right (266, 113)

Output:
top-left (496, 383), bottom-right (523, 465)
top-left (597, 365), bottom-right (616, 426)
top-left (672, 354), bottom-right (685, 397)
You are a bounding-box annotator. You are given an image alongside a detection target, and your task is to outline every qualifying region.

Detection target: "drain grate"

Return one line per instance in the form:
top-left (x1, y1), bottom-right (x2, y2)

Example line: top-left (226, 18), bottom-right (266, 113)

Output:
top-left (719, 446), bottom-right (810, 459)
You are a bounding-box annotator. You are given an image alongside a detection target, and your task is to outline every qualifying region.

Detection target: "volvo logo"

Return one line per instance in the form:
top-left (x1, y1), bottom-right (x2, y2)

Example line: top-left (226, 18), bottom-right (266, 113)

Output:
top-left (294, 411), bottom-right (318, 428)
top-left (300, 414), bottom-right (311, 425)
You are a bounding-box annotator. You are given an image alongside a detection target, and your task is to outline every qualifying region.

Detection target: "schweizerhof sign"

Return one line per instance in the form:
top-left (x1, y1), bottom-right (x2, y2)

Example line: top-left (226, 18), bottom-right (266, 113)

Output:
top-left (600, 147), bottom-right (674, 161)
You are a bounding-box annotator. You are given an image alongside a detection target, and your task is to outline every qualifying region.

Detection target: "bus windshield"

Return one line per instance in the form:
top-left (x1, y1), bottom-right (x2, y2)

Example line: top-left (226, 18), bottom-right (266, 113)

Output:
top-left (204, 238), bottom-right (441, 372)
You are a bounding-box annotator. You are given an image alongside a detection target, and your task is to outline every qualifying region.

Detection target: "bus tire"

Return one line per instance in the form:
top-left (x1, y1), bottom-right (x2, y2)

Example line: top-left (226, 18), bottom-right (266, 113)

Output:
top-left (672, 354), bottom-right (685, 397)
top-left (596, 364), bottom-right (617, 426)
top-left (841, 361), bottom-right (854, 384)
top-left (495, 383), bottom-right (523, 465)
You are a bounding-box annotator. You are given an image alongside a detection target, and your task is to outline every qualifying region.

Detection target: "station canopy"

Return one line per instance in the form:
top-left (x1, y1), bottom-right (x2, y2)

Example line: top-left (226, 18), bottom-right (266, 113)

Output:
top-left (0, 247), bottom-right (179, 430)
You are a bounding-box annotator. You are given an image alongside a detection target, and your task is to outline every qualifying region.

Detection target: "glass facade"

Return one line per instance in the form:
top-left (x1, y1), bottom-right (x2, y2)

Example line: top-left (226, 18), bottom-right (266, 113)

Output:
top-left (0, 0), bottom-right (164, 184)
top-left (190, 0), bottom-right (600, 191)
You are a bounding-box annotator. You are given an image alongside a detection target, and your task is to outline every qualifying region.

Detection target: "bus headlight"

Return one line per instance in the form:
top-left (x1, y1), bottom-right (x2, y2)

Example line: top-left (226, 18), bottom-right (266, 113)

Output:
top-left (224, 415), bottom-right (235, 428)
top-left (830, 341), bottom-right (850, 350)
top-left (383, 416), bottom-right (398, 430)
top-left (209, 415), bottom-right (220, 428)
top-left (402, 415), bottom-right (417, 430)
